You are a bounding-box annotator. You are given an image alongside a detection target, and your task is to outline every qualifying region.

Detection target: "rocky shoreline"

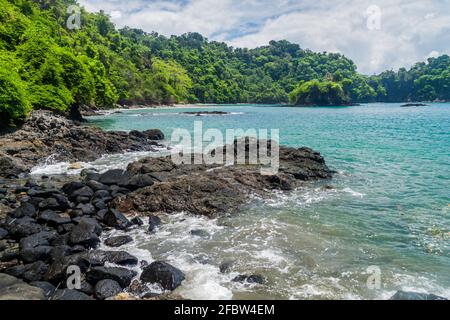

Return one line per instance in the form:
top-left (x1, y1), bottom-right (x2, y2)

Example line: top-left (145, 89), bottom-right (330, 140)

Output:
top-left (0, 111), bottom-right (336, 300)
top-left (0, 112), bottom-right (447, 301)
top-left (0, 111), bottom-right (165, 179)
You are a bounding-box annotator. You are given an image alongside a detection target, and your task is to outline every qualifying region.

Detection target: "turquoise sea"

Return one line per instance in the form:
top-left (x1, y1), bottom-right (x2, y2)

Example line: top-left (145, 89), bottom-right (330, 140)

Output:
top-left (46, 103), bottom-right (450, 299)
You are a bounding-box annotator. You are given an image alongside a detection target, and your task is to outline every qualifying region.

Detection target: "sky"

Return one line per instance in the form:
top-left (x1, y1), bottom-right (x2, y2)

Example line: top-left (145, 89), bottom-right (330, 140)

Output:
top-left (78, 0), bottom-right (450, 75)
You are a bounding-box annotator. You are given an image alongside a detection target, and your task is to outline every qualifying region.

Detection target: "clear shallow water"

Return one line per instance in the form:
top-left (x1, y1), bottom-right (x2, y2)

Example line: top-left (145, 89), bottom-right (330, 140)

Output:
top-left (47, 104), bottom-right (450, 299)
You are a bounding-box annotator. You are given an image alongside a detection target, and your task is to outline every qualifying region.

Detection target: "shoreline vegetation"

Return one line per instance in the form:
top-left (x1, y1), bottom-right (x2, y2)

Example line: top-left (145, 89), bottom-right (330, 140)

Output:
top-left (1, 0), bottom-right (450, 128)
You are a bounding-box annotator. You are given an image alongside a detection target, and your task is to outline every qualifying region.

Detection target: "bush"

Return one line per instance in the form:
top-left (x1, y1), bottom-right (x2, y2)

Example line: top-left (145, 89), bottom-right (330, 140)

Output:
top-left (0, 65), bottom-right (31, 126)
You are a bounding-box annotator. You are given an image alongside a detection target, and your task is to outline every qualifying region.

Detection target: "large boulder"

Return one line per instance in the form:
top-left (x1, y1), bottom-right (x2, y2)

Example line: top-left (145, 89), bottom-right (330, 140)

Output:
top-left (38, 210), bottom-right (71, 227)
top-left (104, 235), bottom-right (133, 248)
top-left (0, 274), bottom-right (46, 300)
top-left (140, 261), bottom-right (185, 291)
top-left (86, 267), bottom-right (137, 288)
top-left (103, 209), bottom-right (132, 230)
top-left (68, 218), bottom-right (101, 248)
top-left (6, 261), bottom-right (49, 282)
top-left (94, 279), bottom-right (122, 300)
top-left (2, 217), bottom-right (42, 240)
top-left (10, 202), bottom-right (37, 219)
top-left (98, 169), bottom-right (131, 186)
top-left (19, 232), bottom-right (56, 263)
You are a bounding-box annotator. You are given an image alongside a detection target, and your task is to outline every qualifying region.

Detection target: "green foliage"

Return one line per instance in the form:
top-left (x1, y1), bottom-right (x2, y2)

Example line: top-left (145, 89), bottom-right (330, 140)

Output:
top-left (0, 50), bottom-right (31, 124)
top-left (289, 80), bottom-right (351, 106)
top-left (0, 0), bottom-right (448, 126)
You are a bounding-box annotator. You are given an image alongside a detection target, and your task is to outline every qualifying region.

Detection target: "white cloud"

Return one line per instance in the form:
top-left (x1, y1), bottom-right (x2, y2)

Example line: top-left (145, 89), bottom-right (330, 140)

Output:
top-left (78, 0), bottom-right (450, 74)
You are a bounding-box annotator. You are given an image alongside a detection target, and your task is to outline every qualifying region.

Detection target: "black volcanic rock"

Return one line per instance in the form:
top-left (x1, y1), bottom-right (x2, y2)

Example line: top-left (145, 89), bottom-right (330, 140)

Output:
top-left (86, 267), bottom-right (137, 288)
top-left (0, 111), bottom-right (165, 178)
top-left (94, 279), bottom-right (122, 300)
top-left (103, 209), bottom-right (132, 230)
top-left (104, 235), bottom-right (133, 248)
top-left (140, 261), bottom-right (185, 291)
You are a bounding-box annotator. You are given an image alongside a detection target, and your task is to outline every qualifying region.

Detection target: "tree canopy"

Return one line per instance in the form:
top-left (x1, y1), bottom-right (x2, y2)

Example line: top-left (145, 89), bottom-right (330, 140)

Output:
top-left (0, 0), bottom-right (448, 126)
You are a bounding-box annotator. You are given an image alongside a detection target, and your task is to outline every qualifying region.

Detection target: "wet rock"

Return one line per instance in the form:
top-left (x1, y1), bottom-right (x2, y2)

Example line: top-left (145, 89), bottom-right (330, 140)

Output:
top-left (79, 281), bottom-right (94, 296)
top-left (219, 261), bottom-right (233, 274)
top-left (20, 231), bottom-right (58, 250)
top-left (0, 274), bottom-right (46, 300)
top-left (105, 251), bottom-right (138, 266)
top-left (131, 217), bottom-right (143, 226)
top-left (105, 235), bottom-right (133, 247)
top-left (94, 279), bottom-right (122, 300)
top-left (0, 111), bottom-right (163, 179)
top-left (94, 190), bottom-right (110, 200)
top-left (95, 209), bottom-right (108, 221)
top-left (38, 210), bottom-right (71, 227)
top-left (113, 139), bottom-right (332, 217)
top-left (68, 218), bottom-right (101, 249)
top-left (390, 291), bottom-right (447, 300)
top-left (10, 202), bottom-right (36, 218)
top-left (2, 217), bottom-right (42, 240)
top-left (99, 170), bottom-right (131, 186)
top-left (103, 209), bottom-right (132, 230)
top-left (86, 267), bottom-right (137, 288)
top-left (0, 227), bottom-right (7, 240)
top-left (38, 198), bottom-right (60, 211)
top-left (140, 261), bottom-right (185, 291)
top-left (87, 180), bottom-right (109, 191)
top-left (143, 129), bottom-right (165, 141)
top-left (45, 253), bottom-right (92, 284)
top-left (75, 196), bottom-right (91, 204)
top-left (232, 274), bottom-right (265, 284)
top-left (6, 261), bottom-right (49, 282)
top-left (57, 223), bottom-right (75, 234)
top-left (126, 174), bottom-right (155, 191)
top-left (61, 250), bottom-right (138, 267)
top-left (30, 281), bottom-right (56, 298)
top-left (52, 289), bottom-right (93, 300)
top-left (20, 246), bottom-right (53, 263)
top-left (81, 170), bottom-right (100, 182)
top-left (190, 229), bottom-right (210, 238)
top-left (76, 203), bottom-right (96, 216)
top-left (50, 245), bottom-right (74, 261)
top-left (69, 186), bottom-right (94, 201)
top-left (93, 200), bottom-right (107, 211)
top-left (148, 215), bottom-right (162, 232)
top-left (62, 182), bottom-right (85, 196)
top-left (19, 231), bottom-right (57, 263)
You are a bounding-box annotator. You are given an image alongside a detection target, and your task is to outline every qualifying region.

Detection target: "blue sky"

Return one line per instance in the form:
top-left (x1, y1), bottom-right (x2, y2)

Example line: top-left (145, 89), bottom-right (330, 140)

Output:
top-left (78, 0), bottom-right (450, 74)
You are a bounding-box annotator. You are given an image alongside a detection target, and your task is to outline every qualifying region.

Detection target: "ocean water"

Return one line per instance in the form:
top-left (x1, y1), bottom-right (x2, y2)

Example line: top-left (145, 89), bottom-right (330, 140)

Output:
top-left (35, 103), bottom-right (450, 300)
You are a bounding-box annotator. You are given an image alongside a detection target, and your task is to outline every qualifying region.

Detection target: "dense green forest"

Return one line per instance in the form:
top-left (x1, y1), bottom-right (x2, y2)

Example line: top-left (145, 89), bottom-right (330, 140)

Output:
top-left (1, 0), bottom-right (449, 126)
